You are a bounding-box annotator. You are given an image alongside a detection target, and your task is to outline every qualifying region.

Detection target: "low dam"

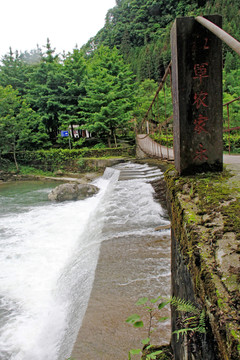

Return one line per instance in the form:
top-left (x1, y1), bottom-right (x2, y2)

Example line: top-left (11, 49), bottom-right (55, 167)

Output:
top-left (0, 159), bottom-right (239, 359)
top-left (0, 161), bottom-right (171, 360)
top-left (71, 161), bottom-right (172, 359)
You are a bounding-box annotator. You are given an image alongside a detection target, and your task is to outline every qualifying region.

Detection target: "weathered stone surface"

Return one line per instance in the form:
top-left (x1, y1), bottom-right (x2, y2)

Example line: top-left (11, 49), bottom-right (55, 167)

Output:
top-left (165, 165), bottom-right (240, 360)
top-left (48, 183), bottom-right (99, 202)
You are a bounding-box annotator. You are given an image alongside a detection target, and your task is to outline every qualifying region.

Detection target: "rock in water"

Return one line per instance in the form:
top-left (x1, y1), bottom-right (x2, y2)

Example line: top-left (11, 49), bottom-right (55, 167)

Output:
top-left (48, 183), bottom-right (99, 202)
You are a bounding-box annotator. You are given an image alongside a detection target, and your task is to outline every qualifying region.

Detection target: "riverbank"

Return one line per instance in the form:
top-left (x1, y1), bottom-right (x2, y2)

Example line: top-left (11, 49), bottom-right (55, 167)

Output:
top-left (0, 157), bottom-right (130, 184)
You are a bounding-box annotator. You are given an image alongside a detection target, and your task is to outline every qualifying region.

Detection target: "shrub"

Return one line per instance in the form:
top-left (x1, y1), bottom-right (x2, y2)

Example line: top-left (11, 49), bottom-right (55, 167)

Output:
top-left (223, 132), bottom-right (240, 153)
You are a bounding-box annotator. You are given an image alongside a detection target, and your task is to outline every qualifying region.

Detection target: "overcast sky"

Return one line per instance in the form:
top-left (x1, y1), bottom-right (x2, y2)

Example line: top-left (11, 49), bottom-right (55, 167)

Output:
top-left (0, 0), bottom-right (116, 58)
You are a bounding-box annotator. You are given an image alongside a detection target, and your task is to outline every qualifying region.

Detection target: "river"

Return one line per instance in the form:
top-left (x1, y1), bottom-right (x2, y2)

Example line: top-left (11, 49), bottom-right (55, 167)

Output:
top-left (0, 162), bottom-right (171, 360)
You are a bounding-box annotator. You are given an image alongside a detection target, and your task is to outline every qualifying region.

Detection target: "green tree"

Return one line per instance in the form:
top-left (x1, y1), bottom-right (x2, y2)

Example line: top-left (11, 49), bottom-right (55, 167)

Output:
top-left (26, 40), bottom-right (68, 145)
top-left (223, 69), bottom-right (240, 128)
top-left (0, 48), bottom-right (33, 97)
top-left (133, 78), bottom-right (158, 123)
top-left (83, 0), bottom-right (240, 82)
top-left (0, 86), bottom-right (48, 170)
top-left (79, 46), bottom-right (135, 147)
top-left (58, 48), bottom-right (87, 147)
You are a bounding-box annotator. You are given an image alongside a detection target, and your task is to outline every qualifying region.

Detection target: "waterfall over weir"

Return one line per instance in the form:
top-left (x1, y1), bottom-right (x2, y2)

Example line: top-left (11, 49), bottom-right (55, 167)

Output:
top-left (0, 162), bottom-right (171, 360)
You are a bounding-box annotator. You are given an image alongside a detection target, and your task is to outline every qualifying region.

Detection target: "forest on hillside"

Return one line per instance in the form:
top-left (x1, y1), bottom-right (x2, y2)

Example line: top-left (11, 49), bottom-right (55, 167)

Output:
top-left (85, 0), bottom-right (240, 81)
top-left (0, 0), bottom-right (239, 161)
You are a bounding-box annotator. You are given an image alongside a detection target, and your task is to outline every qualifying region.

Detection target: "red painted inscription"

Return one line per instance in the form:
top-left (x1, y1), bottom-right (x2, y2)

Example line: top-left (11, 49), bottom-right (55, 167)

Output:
top-left (193, 91), bottom-right (208, 109)
top-left (194, 114), bottom-right (209, 134)
top-left (194, 144), bottom-right (208, 161)
top-left (193, 63), bottom-right (209, 83)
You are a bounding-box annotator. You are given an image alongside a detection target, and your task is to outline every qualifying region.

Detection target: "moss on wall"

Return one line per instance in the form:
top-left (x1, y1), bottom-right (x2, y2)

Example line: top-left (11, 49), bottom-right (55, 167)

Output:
top-left (165, 165), bottom-right (240, 359)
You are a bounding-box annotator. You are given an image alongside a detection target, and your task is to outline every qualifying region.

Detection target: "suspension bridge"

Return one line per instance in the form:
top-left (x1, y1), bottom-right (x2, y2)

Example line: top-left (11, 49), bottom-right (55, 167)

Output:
top-left (136, 16), bottom-right (240, 170)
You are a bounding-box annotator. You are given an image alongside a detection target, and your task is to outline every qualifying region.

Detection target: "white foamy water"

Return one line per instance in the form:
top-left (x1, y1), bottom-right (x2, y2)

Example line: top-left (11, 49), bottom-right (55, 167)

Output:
top-left (0, 163), bottom-right (170, 360)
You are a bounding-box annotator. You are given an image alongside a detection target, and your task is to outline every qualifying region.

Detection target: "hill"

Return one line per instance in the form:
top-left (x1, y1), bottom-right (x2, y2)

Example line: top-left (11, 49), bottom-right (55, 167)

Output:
top-left (82, 0), bottom-right (240, 82)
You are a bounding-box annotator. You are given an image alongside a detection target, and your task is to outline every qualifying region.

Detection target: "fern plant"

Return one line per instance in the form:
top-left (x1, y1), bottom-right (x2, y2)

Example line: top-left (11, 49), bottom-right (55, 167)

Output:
top-left (171, 296), bottom-right (206, 341)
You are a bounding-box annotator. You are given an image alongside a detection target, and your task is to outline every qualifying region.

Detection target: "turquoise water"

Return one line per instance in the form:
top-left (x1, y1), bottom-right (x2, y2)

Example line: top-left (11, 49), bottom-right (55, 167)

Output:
top-left (0, 181), bottom-right (60, 215)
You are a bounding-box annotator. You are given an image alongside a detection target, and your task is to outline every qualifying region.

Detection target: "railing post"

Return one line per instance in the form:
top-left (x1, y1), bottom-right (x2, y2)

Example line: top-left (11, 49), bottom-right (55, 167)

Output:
top-left (171, 15), bottom-right (223, 175)
top-left (227, 104), bottom-right (231, 155)
top-left (146, 120), bottom-right (149, 135)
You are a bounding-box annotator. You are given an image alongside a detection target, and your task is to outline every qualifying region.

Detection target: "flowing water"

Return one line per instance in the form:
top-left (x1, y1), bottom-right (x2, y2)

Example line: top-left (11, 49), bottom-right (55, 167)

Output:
top-left (0, 162), bottom-right (171, 360)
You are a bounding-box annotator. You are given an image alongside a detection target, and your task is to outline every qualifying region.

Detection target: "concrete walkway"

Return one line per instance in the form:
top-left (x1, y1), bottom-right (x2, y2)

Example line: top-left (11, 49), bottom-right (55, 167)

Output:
top-left (223, 153), bottom-right (240, 164)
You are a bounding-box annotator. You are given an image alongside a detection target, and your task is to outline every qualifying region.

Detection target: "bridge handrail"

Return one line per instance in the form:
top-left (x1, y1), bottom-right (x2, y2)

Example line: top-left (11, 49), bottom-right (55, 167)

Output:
top-left (195, 16), bottom-right (240, 56)
top-left (223, 96), bottom-right (240, 107)
top-left (222, 95), bottom-right (240, 154)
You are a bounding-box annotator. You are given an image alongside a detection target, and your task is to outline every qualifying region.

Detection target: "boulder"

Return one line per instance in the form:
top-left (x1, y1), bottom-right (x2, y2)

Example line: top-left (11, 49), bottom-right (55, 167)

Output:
top-left (48, 183), bottom-right (99, 202)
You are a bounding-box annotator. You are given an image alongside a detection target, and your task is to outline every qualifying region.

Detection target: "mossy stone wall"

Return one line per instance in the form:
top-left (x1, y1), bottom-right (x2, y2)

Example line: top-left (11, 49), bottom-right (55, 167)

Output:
top-left (165, 166), bottom-right (240, 360)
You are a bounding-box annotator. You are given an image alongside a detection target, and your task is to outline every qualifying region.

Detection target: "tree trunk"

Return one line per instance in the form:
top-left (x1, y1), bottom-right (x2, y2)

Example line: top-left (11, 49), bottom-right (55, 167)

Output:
top-left (13, 141), bottom-right (19, 172)
top-left (113, 132), bottom-right (117, 148)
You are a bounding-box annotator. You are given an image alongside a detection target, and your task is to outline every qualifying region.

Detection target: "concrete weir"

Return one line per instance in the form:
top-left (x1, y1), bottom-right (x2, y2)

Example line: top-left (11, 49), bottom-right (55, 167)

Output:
top-left (70, 161), bottom-right (172, 360)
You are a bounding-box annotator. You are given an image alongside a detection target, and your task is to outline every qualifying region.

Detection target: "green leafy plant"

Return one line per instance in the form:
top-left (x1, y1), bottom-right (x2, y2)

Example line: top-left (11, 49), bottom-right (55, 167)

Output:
top-left (223, 132), bottom-right (240, 154)
top-left (77, 158), bottom-right (86, 169)
top-left (126, 296), bottom-right (169, 359)
top-left (92, 142), bottom-right (107, 149)
top-left (126, 296), bottom-right (206, 359)
top-left (128, 347), bottom-right (164, 360)
top-left (150, 133), bottom-right (173, 148)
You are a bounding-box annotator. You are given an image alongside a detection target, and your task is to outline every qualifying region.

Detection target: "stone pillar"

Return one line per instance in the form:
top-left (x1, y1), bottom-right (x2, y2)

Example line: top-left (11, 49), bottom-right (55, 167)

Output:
top-left (171, 16), bottom-right (223, 175)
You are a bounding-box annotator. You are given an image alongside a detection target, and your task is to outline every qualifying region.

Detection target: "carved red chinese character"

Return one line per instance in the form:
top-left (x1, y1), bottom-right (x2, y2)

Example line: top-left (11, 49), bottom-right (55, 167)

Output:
top-left (194, 144), bottom-right (208, 161)
top-left (193, 63), bottom-right (209, 83)
top-left (192, 37), bottom-right (210, 52)
top-left (194, 114), bottom-right (208, 134)
top-left (204, 37), bottom-right (210, 50)
top-left (193, 91), bottom-right (208, 109)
